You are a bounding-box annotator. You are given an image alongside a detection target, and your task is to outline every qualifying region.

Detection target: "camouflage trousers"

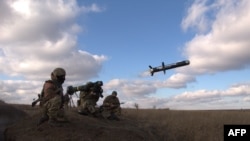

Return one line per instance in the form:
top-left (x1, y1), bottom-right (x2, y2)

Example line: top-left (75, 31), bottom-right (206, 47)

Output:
top-left (102, 107), bottom-right (121, 119)
top-left (42, 95), bottom-right (64, 119)
top-left (78, 99), bottom-right (97, 114)
top-left (64, 101), bottom-right (69, 109)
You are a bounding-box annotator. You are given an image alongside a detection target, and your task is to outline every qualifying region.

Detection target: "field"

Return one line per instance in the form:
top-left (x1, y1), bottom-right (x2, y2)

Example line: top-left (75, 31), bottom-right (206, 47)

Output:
top-left (2, 100), bottom-right (250, 141)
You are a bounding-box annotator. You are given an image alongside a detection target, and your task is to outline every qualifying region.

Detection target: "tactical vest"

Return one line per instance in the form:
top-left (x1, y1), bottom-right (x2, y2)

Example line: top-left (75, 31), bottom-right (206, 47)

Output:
top-left (41, 80), bottom-right (63, 99)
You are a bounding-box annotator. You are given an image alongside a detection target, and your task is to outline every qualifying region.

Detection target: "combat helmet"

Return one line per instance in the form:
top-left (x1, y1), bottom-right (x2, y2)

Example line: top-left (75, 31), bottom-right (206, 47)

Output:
top-left (95, 81), bottom-right (103, 86)
top-left (51, 68), bottom-right (66, 84)
top-left (112, 91), bottom-right (117, 96)
top-left (52, 68), bottom-right (66, 76)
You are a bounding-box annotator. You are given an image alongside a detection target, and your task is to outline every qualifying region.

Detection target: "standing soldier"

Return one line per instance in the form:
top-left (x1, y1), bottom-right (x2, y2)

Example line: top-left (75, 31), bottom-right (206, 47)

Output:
top-left (37, 67), bottom-right (67, 126)
top-left (101, 91), bottom-right (121, 120)
top-left (77, 81), bottom-right (103, 117)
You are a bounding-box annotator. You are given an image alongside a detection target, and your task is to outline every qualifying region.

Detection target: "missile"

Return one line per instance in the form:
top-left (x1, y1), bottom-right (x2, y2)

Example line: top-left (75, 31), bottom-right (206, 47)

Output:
top-left (149, 60), bottom-right (190, 76)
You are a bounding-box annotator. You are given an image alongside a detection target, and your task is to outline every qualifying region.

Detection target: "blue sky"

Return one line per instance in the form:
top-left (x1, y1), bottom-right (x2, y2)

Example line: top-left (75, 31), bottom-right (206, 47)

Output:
top-left (0, 0), bottom-right (250, 109)
top-left (80, 0), bottom-right (190, 79)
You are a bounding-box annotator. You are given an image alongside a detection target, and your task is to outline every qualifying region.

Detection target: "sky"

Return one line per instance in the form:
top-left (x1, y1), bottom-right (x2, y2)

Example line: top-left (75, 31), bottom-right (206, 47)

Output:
top-left (0, 0), bottom-right (250, 110)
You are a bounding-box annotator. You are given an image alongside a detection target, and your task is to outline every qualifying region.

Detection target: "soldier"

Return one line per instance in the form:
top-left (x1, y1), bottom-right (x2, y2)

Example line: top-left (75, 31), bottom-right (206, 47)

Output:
top-left (101, 91), bottom-right (121, 120)
top-left (77, 81), bottom-right (103, 117)
top-left (63, 93), bottom-right (70, 109)
top-left (37, 67), bottom-right (67, 126)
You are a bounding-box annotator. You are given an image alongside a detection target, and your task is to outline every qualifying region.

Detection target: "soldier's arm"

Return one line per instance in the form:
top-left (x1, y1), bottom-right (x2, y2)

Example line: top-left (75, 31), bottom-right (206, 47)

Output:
top-left (103, 96), bottom-right (110, 106)
top-left (111, 98), bottom-right (121, 107)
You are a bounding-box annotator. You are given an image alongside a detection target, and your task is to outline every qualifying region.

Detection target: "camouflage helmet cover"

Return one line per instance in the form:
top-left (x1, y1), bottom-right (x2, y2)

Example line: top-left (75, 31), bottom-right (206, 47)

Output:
top-left (95, 81), bottom-right (103, 86)
top-left (52, 68), bottom-right (66, 76)
top-left (112, 91), bottom-right (117, 96)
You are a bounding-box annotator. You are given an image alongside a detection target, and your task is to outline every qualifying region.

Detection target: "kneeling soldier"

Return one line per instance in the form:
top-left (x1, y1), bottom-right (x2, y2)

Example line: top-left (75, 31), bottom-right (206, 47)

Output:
top-left (37, 68), bottom-right (67, 127)
top-left (101, 91), bottom-right (121, 120)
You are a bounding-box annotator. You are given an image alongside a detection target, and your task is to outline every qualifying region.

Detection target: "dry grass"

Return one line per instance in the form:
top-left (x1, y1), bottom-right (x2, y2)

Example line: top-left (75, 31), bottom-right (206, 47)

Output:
top-left (0, 101), bottom-right (28, 141)
top-left (3, 102), bottom-right (250, 141)
top-left (123, 109), bottom-right (250, 141)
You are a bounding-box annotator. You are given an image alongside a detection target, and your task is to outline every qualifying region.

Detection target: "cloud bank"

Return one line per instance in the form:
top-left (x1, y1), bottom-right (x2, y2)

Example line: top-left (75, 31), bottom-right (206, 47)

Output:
top-left (0, 0), bottom-right (106, 103)
top-left (0, 0), bottom-right (107, 80)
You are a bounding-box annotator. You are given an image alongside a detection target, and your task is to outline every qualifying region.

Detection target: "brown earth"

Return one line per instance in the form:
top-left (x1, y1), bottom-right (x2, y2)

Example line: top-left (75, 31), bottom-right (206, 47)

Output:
top-left (2, 102), bottom-right (160, 141)
top-left (0, 101), bottom-right (27, 141)
top-left (3, 100), bottom-right (250, 141)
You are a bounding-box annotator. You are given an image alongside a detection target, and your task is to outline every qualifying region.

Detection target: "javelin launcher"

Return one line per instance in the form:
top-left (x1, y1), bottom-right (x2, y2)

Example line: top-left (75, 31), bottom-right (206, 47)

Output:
top-left (149, 60), bottom-right (190, 76)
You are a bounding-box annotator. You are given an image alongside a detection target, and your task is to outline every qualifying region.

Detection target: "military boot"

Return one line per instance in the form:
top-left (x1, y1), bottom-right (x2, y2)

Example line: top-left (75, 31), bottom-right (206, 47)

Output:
top-left (48, 118), bottom-right (61, 127)
top-left (37, 114), bottom-right (49, 126)
top-left (57, 116), bottom-right (69, 123)
top-left (78, 109), bottom-right (88, 116)
top-left (108, 113), bottom-right (120, 121)
top-left (92, 110), bottom-right (102, 118)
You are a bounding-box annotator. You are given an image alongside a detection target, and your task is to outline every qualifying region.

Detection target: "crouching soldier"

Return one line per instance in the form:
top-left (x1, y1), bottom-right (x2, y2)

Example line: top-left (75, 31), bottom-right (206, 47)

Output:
top-left (37, 67), bottom-right (67, 127)
top-left (77, 81), bottom-right (103, 117)
top-left (101, 91), bottom-right (121, 120)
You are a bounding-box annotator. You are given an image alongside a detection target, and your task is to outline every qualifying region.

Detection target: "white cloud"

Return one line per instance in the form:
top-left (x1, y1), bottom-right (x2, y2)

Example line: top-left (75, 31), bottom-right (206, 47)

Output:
top-left (161, 73), bottom-right (196, 88)
top-left (0, 0), bottom-right (107, 104)
top-left (80, 3), bottom-right (105, 13)
top-left (104, 79), bottom-right (157, 98)
top-left (138, 0), bottom-right (250, 109)
top-left (0, 0), bottom-right (107, 80)
top-left (222, 83), bottom-right (250, 96)
top-left (142, 0), bottom-right (250, 93)
top-left (181, 0), bottom-right (211, 33)
top-left (120, 0), bottom-right (250, 109)
top-left (103, 76), bottom-right (195, 99)
top-left (165, 0), bottom-right (250, 109)
top-left (174, 0), bottom-right (250, 83)
top-left (102, 81), bottom-right (245, 109)
top-left (0, 80), bottom-right (42, 104)
top-left (168, 82), bottom-right (250, 109)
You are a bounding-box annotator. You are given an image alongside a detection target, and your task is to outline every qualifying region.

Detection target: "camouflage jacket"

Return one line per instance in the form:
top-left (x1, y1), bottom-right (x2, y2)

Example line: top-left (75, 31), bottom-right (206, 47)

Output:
top-left (103, 95), bottom-right (120, 107)
top-left (42, 80), bottom-right (63, 101)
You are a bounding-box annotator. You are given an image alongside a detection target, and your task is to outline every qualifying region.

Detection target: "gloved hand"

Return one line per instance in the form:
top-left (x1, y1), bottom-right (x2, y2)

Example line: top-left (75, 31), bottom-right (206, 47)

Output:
top-left (67, 85), bottom-right (75, 95)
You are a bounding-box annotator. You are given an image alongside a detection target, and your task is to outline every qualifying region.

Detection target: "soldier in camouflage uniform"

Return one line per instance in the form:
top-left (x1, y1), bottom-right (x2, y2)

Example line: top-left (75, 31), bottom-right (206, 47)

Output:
top-left (77, 81), bottom-right (103, 116)
top-left (63, 93), bottom-right (70, 109)
top-left (101, 91), bottom-right (121, 120)
top-left (37, 68), bottom-right (67, 126)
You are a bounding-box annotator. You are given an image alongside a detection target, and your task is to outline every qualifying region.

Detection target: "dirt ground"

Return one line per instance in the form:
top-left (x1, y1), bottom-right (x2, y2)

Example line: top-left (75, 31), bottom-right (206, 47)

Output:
top-left (0, 101), bottom-right (27, 141)
top-left (2, 103), bottom-right (159, 141)
top-left (4, 101), bottom-right (249, 141)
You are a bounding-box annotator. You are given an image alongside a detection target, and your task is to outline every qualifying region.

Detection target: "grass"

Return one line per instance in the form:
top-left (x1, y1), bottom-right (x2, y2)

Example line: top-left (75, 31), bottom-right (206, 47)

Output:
top-left (122, 109), bottom-right (250, 141)
top-left (3, 101), bottom-right (250, 141)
